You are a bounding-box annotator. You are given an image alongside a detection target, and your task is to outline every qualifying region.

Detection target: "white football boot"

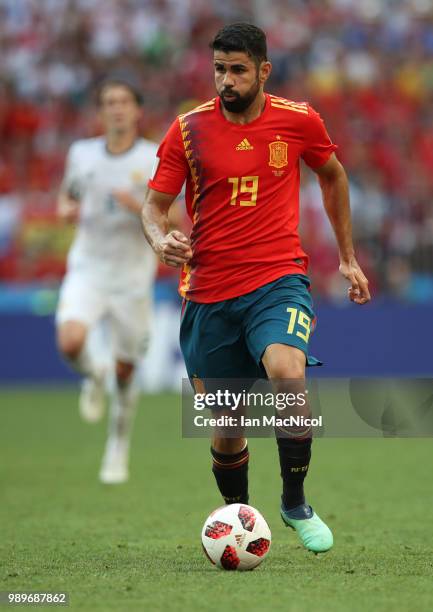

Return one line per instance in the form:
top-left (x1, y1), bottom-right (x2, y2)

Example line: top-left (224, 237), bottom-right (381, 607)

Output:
top-left (79, 373), bottom-right (106, 423)
top-left (99, 435), bottom-right (130, 484)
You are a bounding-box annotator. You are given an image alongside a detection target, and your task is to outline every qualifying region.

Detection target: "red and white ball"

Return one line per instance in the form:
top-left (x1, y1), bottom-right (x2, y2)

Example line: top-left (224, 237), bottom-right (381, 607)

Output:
top-left (201, 503), bottom-right (271, 570)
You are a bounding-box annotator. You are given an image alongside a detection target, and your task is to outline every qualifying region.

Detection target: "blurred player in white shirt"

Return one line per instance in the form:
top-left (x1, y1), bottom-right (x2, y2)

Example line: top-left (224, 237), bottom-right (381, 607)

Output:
top-left (56, 75), bottom-right (157, 484)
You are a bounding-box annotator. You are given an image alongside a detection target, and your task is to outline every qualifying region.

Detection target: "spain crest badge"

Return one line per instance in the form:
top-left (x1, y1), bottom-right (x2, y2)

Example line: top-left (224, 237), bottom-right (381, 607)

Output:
top-left (268, 138), bottom-right (288, 169)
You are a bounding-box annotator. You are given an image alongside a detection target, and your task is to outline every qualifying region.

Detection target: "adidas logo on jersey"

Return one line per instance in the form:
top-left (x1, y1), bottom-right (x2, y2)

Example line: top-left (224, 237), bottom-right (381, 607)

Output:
top-left (236, 138), bottom-right (254, 151)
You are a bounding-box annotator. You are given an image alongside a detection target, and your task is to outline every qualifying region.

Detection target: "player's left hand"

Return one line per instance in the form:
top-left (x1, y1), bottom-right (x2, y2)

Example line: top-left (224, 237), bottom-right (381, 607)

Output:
top-left (112, 190), bottom-right (141, 214)
top-left (339, 257), bottom-right (371, 305)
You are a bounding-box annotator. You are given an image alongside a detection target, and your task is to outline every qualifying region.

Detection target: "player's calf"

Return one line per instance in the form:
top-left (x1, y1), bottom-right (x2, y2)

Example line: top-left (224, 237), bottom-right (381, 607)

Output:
top-left (211, 436), bottom-right (249, 505)
top-left (112, 360), bottom-right (136, 437)
top-left (276, 435), bottom-right (311, 510)
top-left (115, 360), bottom-right (135, 388)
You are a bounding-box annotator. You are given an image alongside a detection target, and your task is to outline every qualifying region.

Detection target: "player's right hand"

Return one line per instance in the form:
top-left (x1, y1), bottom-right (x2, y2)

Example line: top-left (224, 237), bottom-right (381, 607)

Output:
top-left (157, 230), bottom-right (192, 268)
top-left (339, 257), bottom-right (371, 305)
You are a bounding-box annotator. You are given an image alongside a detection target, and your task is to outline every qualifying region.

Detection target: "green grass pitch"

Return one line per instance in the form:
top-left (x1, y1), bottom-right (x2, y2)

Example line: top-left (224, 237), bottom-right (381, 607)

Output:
top-left (1, 389), bottom-right (433, 611)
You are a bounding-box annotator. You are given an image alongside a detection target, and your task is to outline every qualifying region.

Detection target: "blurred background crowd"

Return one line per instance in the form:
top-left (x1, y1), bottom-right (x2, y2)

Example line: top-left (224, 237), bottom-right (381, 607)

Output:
top-left (1, 0), bottom-right (433, 304)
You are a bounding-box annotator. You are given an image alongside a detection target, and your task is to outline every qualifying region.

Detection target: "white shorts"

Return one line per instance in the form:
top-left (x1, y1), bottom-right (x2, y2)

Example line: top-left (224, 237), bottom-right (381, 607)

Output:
top-left (56, 272), bottom-right (152, 362)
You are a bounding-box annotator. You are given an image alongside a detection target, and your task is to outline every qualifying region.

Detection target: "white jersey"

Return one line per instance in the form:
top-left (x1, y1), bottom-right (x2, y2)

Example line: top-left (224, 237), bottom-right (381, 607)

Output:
top-left (63, 136), bottom-right (158, 293)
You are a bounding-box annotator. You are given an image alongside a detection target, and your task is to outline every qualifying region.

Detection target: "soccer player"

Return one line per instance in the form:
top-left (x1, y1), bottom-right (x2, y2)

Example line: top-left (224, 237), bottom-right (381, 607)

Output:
top-left (56, 75), bottom-right (158, 484)
top-left (142, 23), bottom-right (370, 552)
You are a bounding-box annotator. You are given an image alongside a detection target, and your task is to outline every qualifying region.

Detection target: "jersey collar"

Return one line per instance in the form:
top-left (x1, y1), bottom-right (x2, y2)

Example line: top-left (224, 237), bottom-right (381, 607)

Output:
top-left (104, 138), bottom-right (139, 157)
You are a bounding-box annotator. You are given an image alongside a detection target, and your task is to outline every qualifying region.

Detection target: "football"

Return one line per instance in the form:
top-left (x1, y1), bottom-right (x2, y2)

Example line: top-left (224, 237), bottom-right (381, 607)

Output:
top-left (201, 503), bottom-right (271, 570)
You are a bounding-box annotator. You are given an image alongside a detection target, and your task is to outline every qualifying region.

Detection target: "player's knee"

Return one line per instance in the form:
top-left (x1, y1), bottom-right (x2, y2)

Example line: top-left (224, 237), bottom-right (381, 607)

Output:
top-left (267, 361), bottom-right (305, 380)
top-left (57, 326), bottom-right (86, 360)
top-left (262, 345), bottom-right (306, 380)
top-left (116, 361), bottom-right (134, 385)
top-left (212, 437), bottom-right (246, 454)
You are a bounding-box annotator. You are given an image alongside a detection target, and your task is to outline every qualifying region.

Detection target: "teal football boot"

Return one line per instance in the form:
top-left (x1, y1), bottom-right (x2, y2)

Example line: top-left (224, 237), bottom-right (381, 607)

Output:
top-left (280, 503), bottom-right (333, 553)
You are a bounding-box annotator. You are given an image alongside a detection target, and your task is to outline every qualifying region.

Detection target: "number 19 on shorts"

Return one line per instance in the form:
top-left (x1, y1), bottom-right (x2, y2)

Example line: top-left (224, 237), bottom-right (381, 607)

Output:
top-left (286, 307), bottom-right (311, 343)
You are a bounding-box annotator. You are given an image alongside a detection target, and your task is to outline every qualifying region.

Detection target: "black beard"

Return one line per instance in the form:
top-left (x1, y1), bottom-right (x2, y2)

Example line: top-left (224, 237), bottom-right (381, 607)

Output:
top-left (220, 81), bottom-right (260, 113)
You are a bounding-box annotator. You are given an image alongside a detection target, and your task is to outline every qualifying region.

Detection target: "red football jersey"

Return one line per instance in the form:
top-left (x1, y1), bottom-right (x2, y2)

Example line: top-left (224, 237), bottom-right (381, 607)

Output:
top-left (149, 93), bottom-right (337, 303)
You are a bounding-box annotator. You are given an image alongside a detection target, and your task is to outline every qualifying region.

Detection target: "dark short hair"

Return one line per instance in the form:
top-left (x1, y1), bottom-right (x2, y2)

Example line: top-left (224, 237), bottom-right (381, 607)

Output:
top-left (210, 23), bottom-right (268, 65)
top-left (96, 72), bottom-right (143, 105)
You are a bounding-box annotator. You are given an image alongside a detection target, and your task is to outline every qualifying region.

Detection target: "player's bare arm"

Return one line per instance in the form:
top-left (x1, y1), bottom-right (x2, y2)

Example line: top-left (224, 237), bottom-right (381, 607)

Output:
top-left (314, 153), bottom-right (371, 305)
top-left (142, 188), bottom-right (192, 267)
